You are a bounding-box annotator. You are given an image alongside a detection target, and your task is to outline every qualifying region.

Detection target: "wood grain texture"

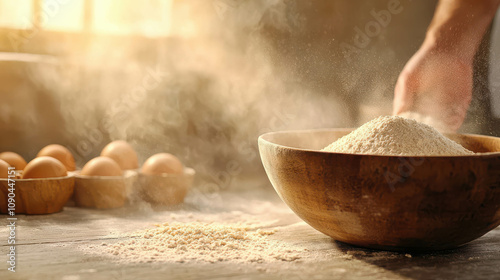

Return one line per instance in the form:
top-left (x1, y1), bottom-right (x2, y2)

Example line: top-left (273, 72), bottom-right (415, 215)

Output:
top-left (139, 168), bottom-right (195, 206)
top-left (73, 170), bottom-right (137, 209)
top-left (0, 189), bottom-right (499, 280)
top-left (259, 129), bottom-right (500, 250)
top-left (0, 176), bottom-right (74, 214)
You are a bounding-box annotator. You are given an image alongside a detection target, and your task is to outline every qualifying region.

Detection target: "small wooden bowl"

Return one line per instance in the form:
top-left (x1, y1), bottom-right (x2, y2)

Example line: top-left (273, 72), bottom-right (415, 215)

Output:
top-left (0, 175), bottom-right (74, 215)
top-left (73, 170), bottom-right (137, 209)
top-left (139, 168), bottom-right (195, 206)
top-left (259, 129), bottom-right (500, 251)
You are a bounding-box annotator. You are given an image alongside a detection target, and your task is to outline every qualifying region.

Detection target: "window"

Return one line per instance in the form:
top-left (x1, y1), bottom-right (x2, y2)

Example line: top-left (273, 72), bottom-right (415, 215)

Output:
top-left (93, 0), bottom-right (172, 37)
top-left (0, 0), bottom-right (33, 29)
top-left (0, 0), bottom-right (174, 53)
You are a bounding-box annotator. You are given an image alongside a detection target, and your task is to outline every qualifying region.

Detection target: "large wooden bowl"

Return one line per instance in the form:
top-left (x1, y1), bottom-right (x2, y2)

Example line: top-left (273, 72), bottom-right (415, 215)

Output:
top-left (258, 129), bottom-right (500, 251)
top-left (0, 175), bottom-right (75, 214)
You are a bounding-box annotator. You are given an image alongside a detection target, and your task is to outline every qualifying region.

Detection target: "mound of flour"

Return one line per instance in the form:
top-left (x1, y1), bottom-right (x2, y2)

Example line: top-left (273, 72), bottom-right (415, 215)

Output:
top-left (322, 116), bottom-right (473, 156)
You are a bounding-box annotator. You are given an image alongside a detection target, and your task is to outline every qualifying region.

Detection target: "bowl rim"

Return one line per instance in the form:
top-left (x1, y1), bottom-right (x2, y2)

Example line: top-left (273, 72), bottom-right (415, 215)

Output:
top-left (258, 128), bottom-right (500, 158)
top-left (0, 174), bottom-right (74, 182)
top-left (73, 169), bottom-right (138, 180)
top-left (138, 167), bottom-right (196, 178)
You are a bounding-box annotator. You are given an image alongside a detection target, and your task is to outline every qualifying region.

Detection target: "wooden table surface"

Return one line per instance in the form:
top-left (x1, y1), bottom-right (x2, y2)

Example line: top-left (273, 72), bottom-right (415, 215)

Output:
top-left (1, 187), bottom-right (499, 280)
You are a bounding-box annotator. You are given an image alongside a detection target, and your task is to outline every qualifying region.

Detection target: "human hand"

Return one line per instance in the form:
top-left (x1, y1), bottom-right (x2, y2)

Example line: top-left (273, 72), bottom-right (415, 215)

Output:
top-left (393, 44), bottom-right (473, 132)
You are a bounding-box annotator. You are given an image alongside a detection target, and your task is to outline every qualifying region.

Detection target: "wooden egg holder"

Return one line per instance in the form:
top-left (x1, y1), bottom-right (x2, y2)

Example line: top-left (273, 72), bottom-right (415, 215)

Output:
top-left (138, 167), bottom-right (195, 206)
top-left (0, 167), bottom-right (196, 214)
top-left (0, 171), bottom-right (74, 215)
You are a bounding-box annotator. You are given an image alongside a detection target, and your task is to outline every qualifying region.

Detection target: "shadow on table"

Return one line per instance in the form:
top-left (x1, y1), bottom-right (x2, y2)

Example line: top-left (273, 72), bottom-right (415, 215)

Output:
top-left (332, 227), bottom-right (500, 279)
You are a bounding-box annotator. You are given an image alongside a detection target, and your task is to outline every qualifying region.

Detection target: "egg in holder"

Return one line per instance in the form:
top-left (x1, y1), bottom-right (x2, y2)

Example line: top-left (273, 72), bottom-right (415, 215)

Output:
top-left (73, 157), bottom-right (137, 209)
top-left (0, 157), bottom-right (74, 215)
top-left (138, 153), bottom-right (194, 206)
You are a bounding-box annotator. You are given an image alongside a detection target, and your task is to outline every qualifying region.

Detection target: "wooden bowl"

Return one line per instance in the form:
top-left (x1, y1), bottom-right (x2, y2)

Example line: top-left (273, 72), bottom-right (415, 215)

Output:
top-left (73, 170), bottom-right (137, 209)
top-left (139, 167), bottom-right (195, 206)
top-left (258, 129), bottom-right (500, 251)
top-left (0, 175), bottom-right (74, 214)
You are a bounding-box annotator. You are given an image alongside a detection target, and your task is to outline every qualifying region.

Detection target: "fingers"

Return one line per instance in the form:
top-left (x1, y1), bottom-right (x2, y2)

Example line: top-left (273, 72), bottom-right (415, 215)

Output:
top-left (392, 70), bottom-right (417, 116)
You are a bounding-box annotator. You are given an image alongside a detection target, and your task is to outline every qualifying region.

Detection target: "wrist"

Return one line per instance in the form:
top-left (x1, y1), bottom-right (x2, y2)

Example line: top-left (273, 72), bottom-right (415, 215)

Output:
top-left (421, 34), bottom-right (475, 65)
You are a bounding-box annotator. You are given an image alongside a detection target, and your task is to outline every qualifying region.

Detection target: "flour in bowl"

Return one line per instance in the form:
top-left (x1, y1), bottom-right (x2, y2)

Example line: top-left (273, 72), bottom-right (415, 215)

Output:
top-left (322, 116), bottom-right (473, 156)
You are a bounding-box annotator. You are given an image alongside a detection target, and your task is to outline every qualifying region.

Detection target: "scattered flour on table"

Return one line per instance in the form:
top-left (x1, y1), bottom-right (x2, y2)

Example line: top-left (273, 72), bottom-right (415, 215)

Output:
top-left (322, 116), bottom-right (474, 156)
top-left (85, 222), bottom-right (305, 264)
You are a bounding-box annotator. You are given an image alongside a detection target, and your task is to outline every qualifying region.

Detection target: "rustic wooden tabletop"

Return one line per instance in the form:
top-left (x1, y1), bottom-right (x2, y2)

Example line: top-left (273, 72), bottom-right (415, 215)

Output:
top-left (1, 187), bottom-right (499, 280)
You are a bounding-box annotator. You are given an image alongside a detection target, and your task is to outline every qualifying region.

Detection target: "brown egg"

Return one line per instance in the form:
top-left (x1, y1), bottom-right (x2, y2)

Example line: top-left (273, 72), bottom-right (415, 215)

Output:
top-left (0, 152), bottom-right (27, 170)
top-left (0, 159), bottom-right (10, 179)
top-left (141, 153), bottom-right (184, 175)
top-left (100, 140), bottom-right (139, 170)
top-left (37, 144), bottom-right (76, 171)
top-left (22, 156), bottom-right (67, 179)
top-left (81, 157), bottom-right (123, 177)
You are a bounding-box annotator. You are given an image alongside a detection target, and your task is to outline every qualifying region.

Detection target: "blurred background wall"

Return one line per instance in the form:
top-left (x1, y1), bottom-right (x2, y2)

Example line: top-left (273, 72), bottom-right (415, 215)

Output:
top-left (2, 0), bottom-right (484, 190)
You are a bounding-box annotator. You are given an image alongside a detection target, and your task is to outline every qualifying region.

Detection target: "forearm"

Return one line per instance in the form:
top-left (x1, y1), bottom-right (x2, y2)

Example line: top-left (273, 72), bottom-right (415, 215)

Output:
top-left (423, 0), bottom-right (500, 63)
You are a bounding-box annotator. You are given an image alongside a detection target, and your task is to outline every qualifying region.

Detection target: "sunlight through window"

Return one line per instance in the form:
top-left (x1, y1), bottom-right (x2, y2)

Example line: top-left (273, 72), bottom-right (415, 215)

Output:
top-left (0, 0), bottom-right (33, 29)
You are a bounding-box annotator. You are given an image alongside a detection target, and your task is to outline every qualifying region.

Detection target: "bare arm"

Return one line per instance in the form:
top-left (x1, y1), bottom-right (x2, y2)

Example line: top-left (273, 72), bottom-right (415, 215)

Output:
top-left (426, 0), bottom-right (500, 63)
top-left (393, 0), bottom-right (500, 131)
